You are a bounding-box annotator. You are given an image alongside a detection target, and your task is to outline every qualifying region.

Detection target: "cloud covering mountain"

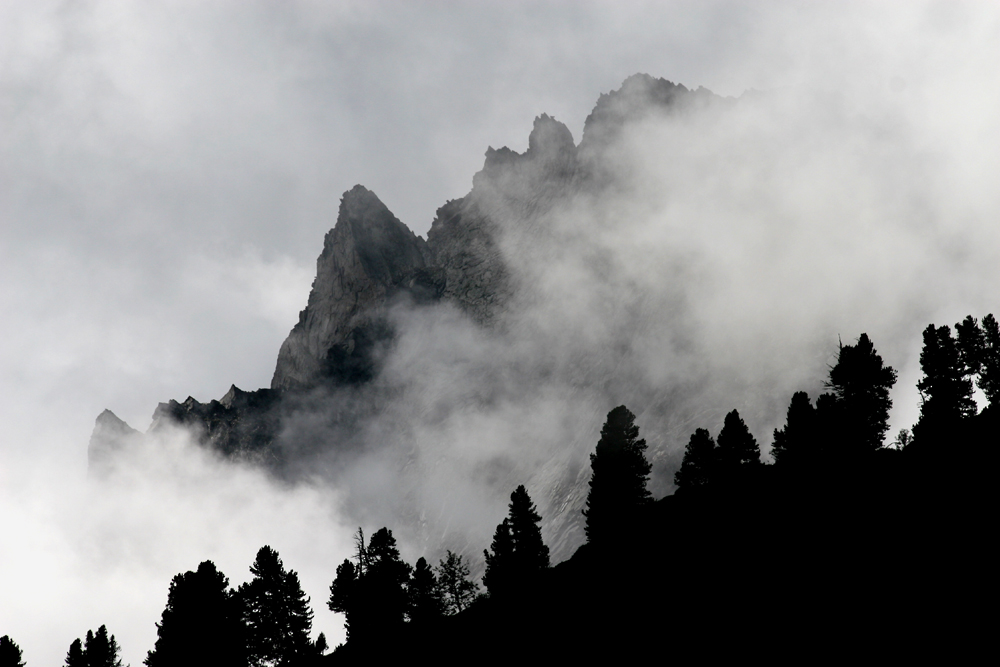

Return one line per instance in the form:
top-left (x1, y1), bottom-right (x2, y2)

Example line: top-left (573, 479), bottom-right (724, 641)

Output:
top-left (3, 3), bottom-right (1000, 665)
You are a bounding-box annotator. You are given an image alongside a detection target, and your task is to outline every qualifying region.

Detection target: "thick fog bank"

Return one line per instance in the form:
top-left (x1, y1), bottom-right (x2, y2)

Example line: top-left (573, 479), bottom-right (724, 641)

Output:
top-left (260, 72), bottom-right (1000, 571)
top-left (0, 429), bottom-right (352, 666)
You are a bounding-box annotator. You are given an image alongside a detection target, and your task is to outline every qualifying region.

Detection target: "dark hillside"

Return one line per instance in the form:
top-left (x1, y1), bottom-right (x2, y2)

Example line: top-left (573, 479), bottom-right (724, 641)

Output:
top-left (324, 405), bottom-right (996, 663)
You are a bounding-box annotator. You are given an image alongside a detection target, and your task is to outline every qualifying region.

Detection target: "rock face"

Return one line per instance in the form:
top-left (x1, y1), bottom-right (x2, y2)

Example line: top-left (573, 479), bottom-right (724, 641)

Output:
top-left (90, 74), bottom-right (725, 557)
top-left (271, 185), bottom-right (437, 391)
top-left (88, 409), bottom-right (142, 475)
top-left (149, 385), bottom-right (281, 462)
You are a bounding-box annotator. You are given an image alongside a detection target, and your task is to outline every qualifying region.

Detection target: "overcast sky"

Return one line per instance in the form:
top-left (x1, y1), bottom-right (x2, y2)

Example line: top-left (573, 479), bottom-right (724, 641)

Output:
top-left (3, 2), bottom-right (1000, 664)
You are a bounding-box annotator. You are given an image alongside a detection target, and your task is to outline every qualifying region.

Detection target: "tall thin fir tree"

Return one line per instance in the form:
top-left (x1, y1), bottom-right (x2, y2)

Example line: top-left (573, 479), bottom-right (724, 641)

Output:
top-left (483, 518), bottom-right (515, 596)
top-left (584, 405), bottom-right (652, 544)
top-left (979, 314), bottom-right (1000, 405)
top-left (508, 485), bottom-right (550, 574)
top-left (407, 557), bottom-right (444, 623)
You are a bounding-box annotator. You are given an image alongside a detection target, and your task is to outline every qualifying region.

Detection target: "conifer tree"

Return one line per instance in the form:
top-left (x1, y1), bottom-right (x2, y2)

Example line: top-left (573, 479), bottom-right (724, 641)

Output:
top-left (716, 409), bottom-right (760, 472)
top-left (327, 560), bottom-right (358, 637)
top-left (0, 636), bottom-right (25, 667)
top-left (407, 557), bottom-right (444, 623)
top-left (435, 551), bottom-right (479, 615)
top-left (771, 392), bottom-right (818, 466)
top-left (955, 316), bottom-right (984, 378)
top-left (70, 625), bottom-right (123, 667)
top-left (65, 639), bottom-right (85, 667)
top-left (674, 428), bottom-right (716, 488)
top-left (827, 333), bottom-right (897, 452)
top-left (508, 485), bottom-right (550, 574)
top-left (145, 560), bottom-right (246, 667)
top-left (483, 518), bottom-right (515, 596)
top-left (914, 324), bottom-right (977, 442)
top-left (239, 546), bottom-right (317, 667)
top-left (584, 405), bottom-right (652, 544)
top-left (328, 528), bottom-right (411, 643)
top-left (977, 313), bottom-right (1000, 405)
top-left (364, 528), bottom-right (412, 627)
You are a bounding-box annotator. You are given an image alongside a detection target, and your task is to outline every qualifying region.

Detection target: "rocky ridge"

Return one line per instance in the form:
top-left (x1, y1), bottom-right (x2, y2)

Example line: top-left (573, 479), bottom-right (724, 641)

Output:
top-left (90, 75), bottom-right (726, 558)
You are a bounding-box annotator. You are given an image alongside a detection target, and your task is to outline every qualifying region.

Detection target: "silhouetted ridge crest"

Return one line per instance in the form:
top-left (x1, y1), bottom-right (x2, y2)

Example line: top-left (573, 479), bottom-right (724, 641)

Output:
top-left (271, 185), bottom-right (429, 391)
top-left (579, 73), bottom-right (723, 154)
top-left (88, 409), bottom-right (142, 476)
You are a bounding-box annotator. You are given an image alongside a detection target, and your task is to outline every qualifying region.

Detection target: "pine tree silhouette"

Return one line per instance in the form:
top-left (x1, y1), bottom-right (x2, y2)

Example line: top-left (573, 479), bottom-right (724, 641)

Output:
top-left (584, 405), bottom-right (652, 544)
top-left (0, 636), bottom-right (25, 667)
top-left (435, 551), bottom-right (479, 614)
top-left (407, 557), bottom-right (444, 623)
top-left (69, 625), bottom-right (123, 667)
top-left (771, 392), bottom-right (818, 466)
top-left (914, 324), bottom-right (977, 443)
top-left (328, 528), bottom-right (411, 643)
top-left (716, 409), bottom-right (760, 474)
top-left (827, 333), bottom-right (897, 452)
top-left (65, 639), bottom-right (85, 667)
top-left (976, 314), bottom-right (1000, 405)
top-left (239, 546), bottom-right (317, 667)
top-left (483, 518), bottom-right (515, 596)
top-left (145, 560), bottom-right (246, 667)
top-left (508, 485), bottom-right (550, 575)
top-left (675, 427), bottom-right (717, 488)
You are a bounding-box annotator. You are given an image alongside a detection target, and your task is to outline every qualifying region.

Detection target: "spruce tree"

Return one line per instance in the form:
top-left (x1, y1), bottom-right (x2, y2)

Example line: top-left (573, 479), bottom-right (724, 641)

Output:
top-left (716, 409), bottom-right (760, 473)
top-left (435, 551), bottom-right (479, 614)
top-left (507, 485), bottom-right (550, 575)
top-left (827, 333), bottom-right (897, 452)
top-left (914, 324), bottom-right (977, 442)
top-left (239, 546), bottom-right (317, 667)
top-left (0, 636), bottom-right (25, 667)
top-left (145, 560), bottom-right (246, 667)
top-left (364, 528), bottom-right (412, 627)
top-left (328, 528), bottom-right (411, 643)
top-left (955, 316), bottom-right (984, 378)
top-left (65, 639), bottom-right (85, 667)
top-left (328, 560), bottom-right (358, 638)
top-left (771, 392), bottom-right (818, 466)
top-left (407, 557), bottom-right (444, 623)
top-left (483, 518), bottom-right (515, 596)
top-left (584, 405), bottom-right (652, 544)
top-left (977, 313), bottom-right (1000, 405)
top-left (75, 626), bottom-right (123, 667)
top-left (674, 428), bottom-right (716, 488)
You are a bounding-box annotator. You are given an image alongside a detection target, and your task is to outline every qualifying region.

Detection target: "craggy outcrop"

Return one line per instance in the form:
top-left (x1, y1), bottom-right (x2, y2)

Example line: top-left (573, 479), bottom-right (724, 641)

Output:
top-left (88, 409), bottom-right (142, 475)
top-left (578, 73), bottom-right (723, 156)
top-left (89, 75), bottom-right (729, 558)
top-left (271, 185), bottom-right (437, 391)
top-left (148, 385), bottom-right (281, 463)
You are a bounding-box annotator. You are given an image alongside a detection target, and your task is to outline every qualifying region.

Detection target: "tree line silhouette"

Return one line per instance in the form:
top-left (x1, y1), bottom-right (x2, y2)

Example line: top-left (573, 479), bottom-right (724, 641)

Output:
top-left (3, 314), bottom-right (994, 664)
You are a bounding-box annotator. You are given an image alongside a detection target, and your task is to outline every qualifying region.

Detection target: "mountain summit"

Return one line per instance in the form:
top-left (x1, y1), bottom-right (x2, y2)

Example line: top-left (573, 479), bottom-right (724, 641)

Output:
top-left (90, 76), bottom-right (726, 559)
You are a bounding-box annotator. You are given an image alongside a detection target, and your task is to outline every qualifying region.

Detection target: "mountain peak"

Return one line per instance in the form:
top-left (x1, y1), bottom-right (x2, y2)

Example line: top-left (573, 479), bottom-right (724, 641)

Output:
top-left (270, 186), bottom-right (428, 390)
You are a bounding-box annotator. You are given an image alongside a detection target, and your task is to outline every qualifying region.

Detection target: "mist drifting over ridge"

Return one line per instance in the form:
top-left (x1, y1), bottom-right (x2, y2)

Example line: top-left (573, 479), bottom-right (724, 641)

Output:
top-left (3, 2), bottom-right (1000, 665)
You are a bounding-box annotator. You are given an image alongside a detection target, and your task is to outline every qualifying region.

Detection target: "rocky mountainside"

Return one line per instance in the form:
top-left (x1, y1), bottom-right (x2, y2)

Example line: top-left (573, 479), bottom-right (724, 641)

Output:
top-left (91, 74), bottom-right (727, 559)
